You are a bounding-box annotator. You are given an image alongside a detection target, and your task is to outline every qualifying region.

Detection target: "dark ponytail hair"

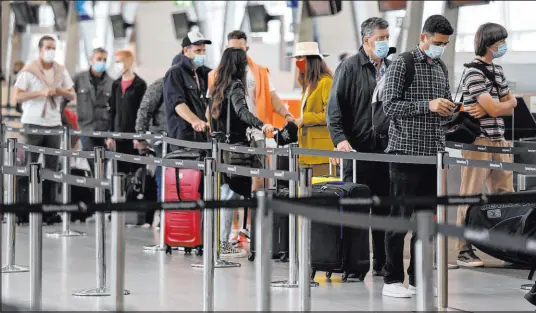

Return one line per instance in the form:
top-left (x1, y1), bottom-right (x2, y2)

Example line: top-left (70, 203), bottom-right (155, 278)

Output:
top-left (210, 48), bottom-right (248, 119)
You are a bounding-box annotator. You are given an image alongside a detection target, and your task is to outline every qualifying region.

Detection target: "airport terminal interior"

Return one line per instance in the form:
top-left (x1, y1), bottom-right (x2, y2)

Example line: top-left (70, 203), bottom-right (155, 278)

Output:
top-left (3, 0), bottom-right (536, 311)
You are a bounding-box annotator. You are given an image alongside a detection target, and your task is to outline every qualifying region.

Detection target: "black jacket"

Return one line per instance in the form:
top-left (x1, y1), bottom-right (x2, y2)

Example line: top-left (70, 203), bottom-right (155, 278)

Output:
top-left (163, 54), bottom-right (212, 141)
top-left (327, 47), bottom-right (391, 152)
top-left (210, 80), bottom-right (264, 144)
top-left (109, 74), bottom-right (147, 133)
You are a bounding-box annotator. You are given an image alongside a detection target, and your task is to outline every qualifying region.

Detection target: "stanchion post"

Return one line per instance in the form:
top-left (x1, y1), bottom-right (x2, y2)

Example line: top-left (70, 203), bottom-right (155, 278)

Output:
top-left (73, 146), bottom-right (112, 296)
top-left (1, 138), bottom-right (29, 273)
top-left (29, 163), bottom-right (43, 311)
top-left (202, 157), bottom-right (215, 311)
top-left (143, 133), bottom-right (168, 252)
top-left (47, 126), bottom-right (86, 238)
top-left (415, 211), bottom-right (435, 311)
top-left (256, 190), bottom-right (273, 311)
top-left (299, 167), bottom-right (314, 311)
top-left (271, 143), bottom-right (299, 288)
top-left (111, 173), bottom-right (128, 311)
top-left (436, 151), bottom-right (448, 309)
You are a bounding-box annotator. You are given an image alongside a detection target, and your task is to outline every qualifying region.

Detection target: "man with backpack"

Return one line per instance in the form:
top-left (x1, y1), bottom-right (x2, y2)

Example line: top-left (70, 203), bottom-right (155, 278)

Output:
top-left (326, 17), bottom-right (393, 277)
top-left (381, 15), bottom-right (456, 298)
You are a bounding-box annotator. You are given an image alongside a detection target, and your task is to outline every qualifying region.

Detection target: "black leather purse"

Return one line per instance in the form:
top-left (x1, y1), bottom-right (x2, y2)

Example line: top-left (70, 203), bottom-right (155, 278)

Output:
top-left (442, 62), bottom-right (499, 144)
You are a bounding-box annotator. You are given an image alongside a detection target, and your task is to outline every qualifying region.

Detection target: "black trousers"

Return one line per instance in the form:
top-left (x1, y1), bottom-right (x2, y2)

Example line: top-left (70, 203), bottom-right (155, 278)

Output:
top-left (383, 162), bottom-right (437, 286)
top-left (343, 159), bottom-right (390, 271)
top-left (115, 139), bottom-right (142, 175)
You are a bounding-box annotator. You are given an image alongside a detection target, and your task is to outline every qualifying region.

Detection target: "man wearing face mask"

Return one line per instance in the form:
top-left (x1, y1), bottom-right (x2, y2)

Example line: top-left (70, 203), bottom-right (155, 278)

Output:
top-left (326, 17), bottom-right (392, 277)
top-left (73, 47), bottom-right (114, 171)
top-left (164, 31), bottom-right (212, 145)
top-left (14, 35), bottom-right (75, 212)
top-left (381, 15), bottom-right (455, 298)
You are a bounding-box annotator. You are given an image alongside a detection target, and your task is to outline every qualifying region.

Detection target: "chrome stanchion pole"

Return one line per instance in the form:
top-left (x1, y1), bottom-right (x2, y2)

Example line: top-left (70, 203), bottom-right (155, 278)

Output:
top-left (47, 126), bottom-right (86, 238)
top-left (256, 190), bottom-right (273, 311)
top-left (415, 211), bottom-right (435, 311)
top-left (299, 167), bottom-right (315, 312)
top-left (272, 143), bottom-right (299, 288)
top-left (436, 151), bottom-right (448, 309)
top-left (144, 134), bottom-right (168, 252)
top-left (29, 163), bottom-right (43, 311)
top-left (202, 157), bottom-right (215, 311)
top-left (111, 173), bottom-right (129, 311)
top-left (192, 138), bottom-right (240, 269)
top-left (1, 138), bottom-right (29, 273)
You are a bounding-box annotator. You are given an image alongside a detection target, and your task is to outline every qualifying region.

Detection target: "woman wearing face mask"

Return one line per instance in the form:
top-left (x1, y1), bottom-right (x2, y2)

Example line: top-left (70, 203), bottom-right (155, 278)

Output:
top-left (106, 49), bottom-right (147, 175)
top-left (292, 42), bottom-right (334, 176)
top-left (455, 22), bottom-right (517, 268)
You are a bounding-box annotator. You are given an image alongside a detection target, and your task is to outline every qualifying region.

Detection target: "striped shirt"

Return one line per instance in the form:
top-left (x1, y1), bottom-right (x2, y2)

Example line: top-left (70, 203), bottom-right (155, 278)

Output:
top-left (461, 59), bottom-right (510, 141)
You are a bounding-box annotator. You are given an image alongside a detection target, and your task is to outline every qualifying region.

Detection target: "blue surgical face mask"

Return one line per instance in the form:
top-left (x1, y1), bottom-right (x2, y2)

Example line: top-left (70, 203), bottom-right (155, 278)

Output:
top-left (193, 54), bottom-right (205, 67)
top-left (492, 43), bottom-right (507, 58)
top-left (92, 61), bottom-right (106, 73)
top-left (374, 40), bottom-right (389, 59)
top-left (424, 44), bottom-right (445, 59)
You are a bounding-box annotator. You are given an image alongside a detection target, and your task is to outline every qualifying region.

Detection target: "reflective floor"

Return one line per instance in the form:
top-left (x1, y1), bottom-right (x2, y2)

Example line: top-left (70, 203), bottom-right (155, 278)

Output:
top-left (1, 222), bottom-right (534, 311)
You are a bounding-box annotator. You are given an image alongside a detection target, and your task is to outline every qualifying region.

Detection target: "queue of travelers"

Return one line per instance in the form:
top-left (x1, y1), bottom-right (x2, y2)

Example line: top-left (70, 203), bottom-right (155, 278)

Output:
top-left (12, 12), bottom-right (516, 300)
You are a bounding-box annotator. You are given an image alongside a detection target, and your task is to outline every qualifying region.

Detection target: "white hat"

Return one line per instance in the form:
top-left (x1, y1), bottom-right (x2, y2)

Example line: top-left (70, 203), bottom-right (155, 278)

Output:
top-left (291, 42), bottom-right (329, 58)
top-left (182, 31), bottom-right (212, 47)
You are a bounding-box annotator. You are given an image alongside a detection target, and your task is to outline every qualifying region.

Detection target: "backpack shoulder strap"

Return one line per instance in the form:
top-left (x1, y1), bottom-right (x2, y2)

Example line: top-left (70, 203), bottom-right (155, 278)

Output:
top-left (400, 52), bottom-right (415, 95)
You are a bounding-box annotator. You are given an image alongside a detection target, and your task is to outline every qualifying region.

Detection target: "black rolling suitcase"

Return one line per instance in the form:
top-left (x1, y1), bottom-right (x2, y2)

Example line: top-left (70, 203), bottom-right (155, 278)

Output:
top-left (310, 181), bottom-right (371, 282)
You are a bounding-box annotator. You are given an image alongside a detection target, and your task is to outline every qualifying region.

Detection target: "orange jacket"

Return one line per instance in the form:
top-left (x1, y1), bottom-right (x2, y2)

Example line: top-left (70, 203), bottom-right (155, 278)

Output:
top-left (208, 56), bottom-right (273, 124)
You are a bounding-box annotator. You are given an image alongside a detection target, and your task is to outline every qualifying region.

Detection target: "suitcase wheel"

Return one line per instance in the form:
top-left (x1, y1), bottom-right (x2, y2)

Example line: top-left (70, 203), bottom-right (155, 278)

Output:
top-left (165, 245), bottom-right (172, 255)
top-left (184, 248), bottom-right (192, 255)
top-left (195, 246), bottom-right (203, 256)
top-left (279, 253), bottom-right (288, 263)
top-left (248, 252), bottom-right (255, 262)
top-left (311, 269), bottom-right (317, 281)
top-left (342, 272), bottom-right (348, 283)
top-left (325, 272), bottom-right (332, 279)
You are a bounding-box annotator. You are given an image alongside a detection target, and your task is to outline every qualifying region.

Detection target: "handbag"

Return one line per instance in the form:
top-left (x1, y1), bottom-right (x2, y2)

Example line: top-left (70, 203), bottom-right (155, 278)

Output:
top-left (441, 63), bottom-right (499, 144)
top-left (212, 82), bottom-right (255, 168)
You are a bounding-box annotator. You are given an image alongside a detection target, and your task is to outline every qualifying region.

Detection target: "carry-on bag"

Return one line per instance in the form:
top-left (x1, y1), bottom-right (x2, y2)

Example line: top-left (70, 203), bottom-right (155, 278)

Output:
top-left (163, 149), bottom-right (204, 256)
top-left (310, 181), bottom-right (371, 282)
top-left (466, 201), bottom-right (536, 266)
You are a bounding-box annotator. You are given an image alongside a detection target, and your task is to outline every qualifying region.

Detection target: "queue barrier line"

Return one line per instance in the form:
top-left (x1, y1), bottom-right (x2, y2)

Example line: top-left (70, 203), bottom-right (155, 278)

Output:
top-left (216, 162), bottom-right (298, 181)
top-left (1, 165), bottom-right (29, 176)
top-left (40, 169), bottom-right (111, 189)
top-left (5, 127), bottom-right (64, 135)
top-left (218, 142), bottom-right (288, 156)
top-left (71, 129), bottom-right (158, 141)
top-left (444, 155), bottom-right (536, 174)
top-left (16, 142), bottom-right (95, 159)
top-left (292, 147), bottom-right (437, 165)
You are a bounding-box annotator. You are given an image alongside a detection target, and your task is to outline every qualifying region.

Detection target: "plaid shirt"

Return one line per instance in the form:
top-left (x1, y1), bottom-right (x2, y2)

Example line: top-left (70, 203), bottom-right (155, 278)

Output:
top-left (382, 46), bottom-right (452, 156)
top-left (368, 54), bottom-right (386, 82)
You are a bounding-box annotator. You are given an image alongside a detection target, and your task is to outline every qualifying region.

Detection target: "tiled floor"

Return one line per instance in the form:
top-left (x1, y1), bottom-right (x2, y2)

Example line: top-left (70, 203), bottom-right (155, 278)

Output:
top-left (1, 222), bottom-right (534, 311)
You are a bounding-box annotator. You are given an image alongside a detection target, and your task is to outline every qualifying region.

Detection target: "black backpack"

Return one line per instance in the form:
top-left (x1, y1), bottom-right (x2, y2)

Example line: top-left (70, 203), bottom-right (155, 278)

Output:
top-left (371, 52), bottom-right (448, 137)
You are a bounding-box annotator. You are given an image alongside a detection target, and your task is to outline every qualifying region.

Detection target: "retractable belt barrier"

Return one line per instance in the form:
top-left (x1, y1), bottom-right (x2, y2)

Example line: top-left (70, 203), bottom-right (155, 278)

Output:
top-left (446, 140), bottom-right (536, 155)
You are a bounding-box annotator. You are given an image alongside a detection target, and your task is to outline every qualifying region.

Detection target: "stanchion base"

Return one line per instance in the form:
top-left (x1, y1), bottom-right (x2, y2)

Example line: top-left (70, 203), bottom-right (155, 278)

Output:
top-left (433, 264), bottom-right (459, 270)
top-left (46, 230), bottom-right (87, 238)
top-left (521, 284), bottom-right (533, 291)
top-left (270, 280), bottom-right (318, 288)
top-left (72, 286), bottom-right (131, 297)
top-left (143, 244), bottom-right (166, 252)
top-left (191, 259), bottom-right (242, 268)
top-left (1, 264), bottom-right (29, 273)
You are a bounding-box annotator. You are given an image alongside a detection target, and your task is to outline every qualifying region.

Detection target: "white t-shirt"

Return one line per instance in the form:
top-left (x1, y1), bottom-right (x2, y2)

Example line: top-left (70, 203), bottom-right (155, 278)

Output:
top-left (206, 66), bottom-right (276, 141)
top-left (14, 67), bottom-right (74, 127)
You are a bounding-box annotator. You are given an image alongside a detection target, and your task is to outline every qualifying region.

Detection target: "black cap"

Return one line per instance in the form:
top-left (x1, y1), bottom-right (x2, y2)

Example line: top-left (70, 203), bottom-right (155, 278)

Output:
top-left (182, 31), bottom-right (212, 48)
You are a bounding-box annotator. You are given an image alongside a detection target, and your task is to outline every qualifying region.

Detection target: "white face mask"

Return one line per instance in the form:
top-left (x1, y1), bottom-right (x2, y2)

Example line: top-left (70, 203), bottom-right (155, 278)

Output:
top-left (42, 49), bottom-right (56, 63)
top-left (114, 62), bottom-right (125, 74)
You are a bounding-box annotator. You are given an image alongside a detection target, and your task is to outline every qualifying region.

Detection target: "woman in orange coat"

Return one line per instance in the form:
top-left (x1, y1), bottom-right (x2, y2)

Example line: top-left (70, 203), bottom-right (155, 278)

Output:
top-left (292, 42), bottom-right (334, 176)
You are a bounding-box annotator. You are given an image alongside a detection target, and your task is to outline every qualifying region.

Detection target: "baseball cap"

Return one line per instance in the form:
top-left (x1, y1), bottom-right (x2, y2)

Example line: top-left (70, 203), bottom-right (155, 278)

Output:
top-left (182, 31), bottom-right (212, 48)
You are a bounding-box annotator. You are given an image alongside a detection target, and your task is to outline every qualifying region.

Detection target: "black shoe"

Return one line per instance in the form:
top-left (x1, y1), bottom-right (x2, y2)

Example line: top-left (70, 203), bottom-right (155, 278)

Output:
top-left (457, 249), bottom-right (484, 267)
top-left (372, 269), bottom-right (385, 277)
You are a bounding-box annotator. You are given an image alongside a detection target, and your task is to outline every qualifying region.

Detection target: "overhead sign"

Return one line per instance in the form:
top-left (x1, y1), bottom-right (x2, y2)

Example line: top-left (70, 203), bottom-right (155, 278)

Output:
top-left (287, 0), bottom-right (299, 8)
top-left (174, 0), bottom-right (194, 7)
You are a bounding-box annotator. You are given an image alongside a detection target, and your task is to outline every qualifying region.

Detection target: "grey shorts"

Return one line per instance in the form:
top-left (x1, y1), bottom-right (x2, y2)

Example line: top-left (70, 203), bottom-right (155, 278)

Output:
top-left (250, 139), bottom-right (266, 169)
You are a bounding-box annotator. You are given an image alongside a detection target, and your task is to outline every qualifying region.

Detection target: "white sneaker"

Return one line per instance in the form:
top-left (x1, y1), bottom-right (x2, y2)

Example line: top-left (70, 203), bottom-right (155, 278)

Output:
top-left (382, 283), bottom-right (412, 298)
top-left (219, 241), bottom-right (246, 259)
top-left (408, 285), bottom-right (438, 297)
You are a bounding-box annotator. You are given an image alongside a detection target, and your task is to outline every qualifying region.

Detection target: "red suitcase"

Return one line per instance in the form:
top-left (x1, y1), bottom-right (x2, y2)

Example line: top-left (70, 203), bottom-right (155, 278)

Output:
top-left (164, 167), bottom-right (203, 255)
